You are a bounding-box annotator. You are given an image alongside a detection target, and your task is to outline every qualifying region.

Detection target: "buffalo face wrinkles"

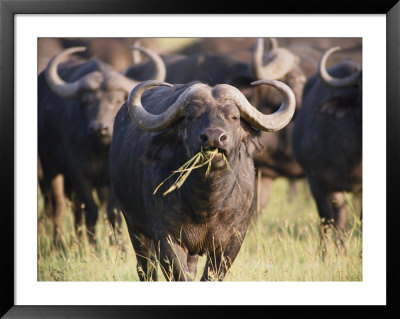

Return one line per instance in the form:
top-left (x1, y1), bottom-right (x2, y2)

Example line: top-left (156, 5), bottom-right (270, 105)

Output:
top-left (181, 93), bottom-right (243, 165)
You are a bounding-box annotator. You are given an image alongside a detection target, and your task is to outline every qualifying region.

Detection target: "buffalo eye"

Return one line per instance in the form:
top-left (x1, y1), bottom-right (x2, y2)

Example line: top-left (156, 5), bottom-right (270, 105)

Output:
top-left (82, 97), bottom-right (93, 107)
top-left (223, 104), bottom-right (239, 122)
top-left (186, 110), bottom-right (200, 121)
top-left (82, 92), bottom-right (98, 106)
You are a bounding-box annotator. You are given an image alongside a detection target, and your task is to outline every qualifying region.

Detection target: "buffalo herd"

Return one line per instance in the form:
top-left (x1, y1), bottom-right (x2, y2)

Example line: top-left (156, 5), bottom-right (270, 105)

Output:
top-left (38, 37), bottom-right (362, 280)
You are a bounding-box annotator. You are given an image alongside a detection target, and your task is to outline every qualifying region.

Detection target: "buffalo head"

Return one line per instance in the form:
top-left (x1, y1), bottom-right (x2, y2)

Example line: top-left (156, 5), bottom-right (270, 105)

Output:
top-left (126, 79), bottom-right (296, 165)
top-left (315, 46), bottom-right (363, 119)
top-left (230, 38), bottom-right (306, 112)
top-left (318, 46), bottom-right (362, 88)
top-left (45, 46), bottom-right (166, 145)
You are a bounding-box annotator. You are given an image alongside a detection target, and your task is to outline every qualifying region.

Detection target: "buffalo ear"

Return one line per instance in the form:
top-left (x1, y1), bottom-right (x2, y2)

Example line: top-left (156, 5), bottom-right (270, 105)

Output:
top-left (241, 121), bottom-right (264, 157)
top-left (246, 134), bottom-right (265, 157)
top-left (143, 125), bottom-right (182, 163)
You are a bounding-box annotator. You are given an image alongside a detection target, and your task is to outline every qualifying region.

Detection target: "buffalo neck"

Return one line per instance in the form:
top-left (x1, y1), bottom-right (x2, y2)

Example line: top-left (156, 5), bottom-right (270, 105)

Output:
top-left (180, 147), bottom-right (253, 221)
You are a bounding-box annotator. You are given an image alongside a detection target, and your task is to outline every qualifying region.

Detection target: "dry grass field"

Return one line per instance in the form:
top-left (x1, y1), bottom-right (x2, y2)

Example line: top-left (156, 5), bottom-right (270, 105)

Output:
top-left (38, 178), bottom-right (362, 281)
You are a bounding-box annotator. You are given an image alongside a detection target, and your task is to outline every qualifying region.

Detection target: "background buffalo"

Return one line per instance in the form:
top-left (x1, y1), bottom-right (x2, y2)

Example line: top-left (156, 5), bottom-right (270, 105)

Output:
top-left (38, 43), bottom-right (166, 247)
top-left (292, 47), bottom-right (362, 232)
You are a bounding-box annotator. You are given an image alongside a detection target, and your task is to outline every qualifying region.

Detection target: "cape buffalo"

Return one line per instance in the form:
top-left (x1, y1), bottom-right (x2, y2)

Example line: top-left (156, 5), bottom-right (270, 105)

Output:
top-left (109, 79), bottom-right (296, 281)
top-left (124, 38), bottom-right (306, 210)
top-left (38, 45), bottom-right (166, 245)
top-left (292, 47), bottom-right (362, 231)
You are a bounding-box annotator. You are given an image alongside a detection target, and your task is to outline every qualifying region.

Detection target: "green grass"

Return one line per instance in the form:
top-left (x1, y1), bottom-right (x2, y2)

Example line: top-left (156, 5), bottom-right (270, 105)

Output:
top-left (37, 178), bottom-right (362, 281)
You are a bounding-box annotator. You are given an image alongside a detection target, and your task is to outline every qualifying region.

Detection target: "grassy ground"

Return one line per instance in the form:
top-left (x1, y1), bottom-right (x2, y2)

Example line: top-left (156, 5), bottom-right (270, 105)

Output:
top-left (37, 178), bottom-right (362, 282)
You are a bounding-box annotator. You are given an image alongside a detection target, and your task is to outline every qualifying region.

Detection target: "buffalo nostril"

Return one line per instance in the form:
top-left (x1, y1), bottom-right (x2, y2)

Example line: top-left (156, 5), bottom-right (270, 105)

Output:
top-left (88, 124), bottom-right (108, 136)
top-left (201, 129), bottom-right (228, 148)
top-left (100, 127), bottom-right (108, 135)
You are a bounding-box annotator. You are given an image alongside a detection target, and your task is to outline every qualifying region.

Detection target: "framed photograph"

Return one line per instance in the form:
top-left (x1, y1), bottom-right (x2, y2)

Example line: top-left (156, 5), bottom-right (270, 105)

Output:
top-left (1, 0), bottom-right (398, 317)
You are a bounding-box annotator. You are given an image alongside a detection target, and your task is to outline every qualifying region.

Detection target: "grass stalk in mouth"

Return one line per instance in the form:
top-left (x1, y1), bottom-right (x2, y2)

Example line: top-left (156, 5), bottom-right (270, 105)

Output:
top-left (152, 152), bottom-right (201, 196)
top-left (222, 153), bottom-right (242, 192)
top-left (153, 148), bottom-right (240, 196)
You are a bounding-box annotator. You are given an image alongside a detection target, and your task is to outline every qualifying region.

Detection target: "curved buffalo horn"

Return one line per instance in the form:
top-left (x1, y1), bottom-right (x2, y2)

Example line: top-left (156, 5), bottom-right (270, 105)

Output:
top-left (131, 40), bottom-right (142, 64)
top-left (225, 80), bottom-right (296, 132)
top-left (250, 38), bottom-right (297, 81)
top-left (45, 47), bottom-right (104, 98)
top-left (127, 80), bottom-right (204, 132)
top-left (269, 37), bottom-right (279, 50)
top-left (318, 47), bottom-right (361, 88)
top-left (128, 80), bottom-right (295, 133)
top-left (129, 45), bottom-right (167, 82)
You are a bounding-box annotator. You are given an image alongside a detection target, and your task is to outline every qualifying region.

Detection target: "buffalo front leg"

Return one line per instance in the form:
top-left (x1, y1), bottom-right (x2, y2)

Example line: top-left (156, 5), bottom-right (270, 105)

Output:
top-left (71, 196), bottom-right (89, 239)
top-left (129, 231), bottom-right (158, 281)
top-left (309, 178), bottom-right (347, 232)
top-left (308, 178), bottom-right (336, 225)
top-left (97, 186), bottom-right (122, 238)
top-left (157, 235), bottom-right (192, 281)
top-left (50, 174), bottom-right (67, 250)
top-left (187, 254), bottom-right (199, 280)
top-left (309, 178), bottom-right (346, 256)
top-left (201, 236), bottom-right (243, 281)
top-left (68, 175), bottom-right (98, 240)
top-left (330, 192), bottom-right (347, 232)
top-left (104, 187), bottom-right (122, 233)
top-left (106, 193), bottom-right (123, 246)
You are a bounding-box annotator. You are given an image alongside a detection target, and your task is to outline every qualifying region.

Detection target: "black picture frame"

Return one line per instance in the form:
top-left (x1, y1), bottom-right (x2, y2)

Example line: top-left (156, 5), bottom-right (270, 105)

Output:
top-left (1, 0), bottom-right (399, 318)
